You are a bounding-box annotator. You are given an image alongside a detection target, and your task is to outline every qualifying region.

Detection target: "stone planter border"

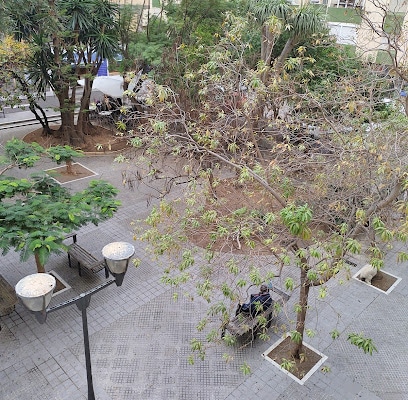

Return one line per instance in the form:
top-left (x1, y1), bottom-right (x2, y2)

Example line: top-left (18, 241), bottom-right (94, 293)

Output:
top-left (262, 337), bottom-right (328, 385)
top-left (47, 270), bottom-right (71, 296)
top-left (352, 268), bottom-right (401, 295)
top-left (45, 162), bottom-right (98, 185)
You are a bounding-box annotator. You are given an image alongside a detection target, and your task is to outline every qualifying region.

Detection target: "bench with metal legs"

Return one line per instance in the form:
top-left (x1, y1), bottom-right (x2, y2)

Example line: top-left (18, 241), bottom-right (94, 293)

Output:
top-left (66, 233), bottom-right (105, 276)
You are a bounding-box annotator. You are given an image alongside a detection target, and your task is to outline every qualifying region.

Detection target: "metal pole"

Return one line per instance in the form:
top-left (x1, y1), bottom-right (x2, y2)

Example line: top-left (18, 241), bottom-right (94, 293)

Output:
top-left (77, 294), bottom-right (95, 400)
top-left (44, 281), bottom-right (116, 399)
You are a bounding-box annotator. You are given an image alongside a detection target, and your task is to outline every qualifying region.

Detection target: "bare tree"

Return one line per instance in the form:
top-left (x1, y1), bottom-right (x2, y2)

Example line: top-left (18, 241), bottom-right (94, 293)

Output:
top-left (118, 12), bottom-right (407, 367)
top-left (356, 0), bottom-right (408, 115)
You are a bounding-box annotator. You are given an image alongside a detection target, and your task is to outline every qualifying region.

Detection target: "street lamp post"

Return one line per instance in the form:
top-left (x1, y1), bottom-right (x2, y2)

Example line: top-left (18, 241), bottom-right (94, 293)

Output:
top-left (15, 242), bottom-right (135, 400)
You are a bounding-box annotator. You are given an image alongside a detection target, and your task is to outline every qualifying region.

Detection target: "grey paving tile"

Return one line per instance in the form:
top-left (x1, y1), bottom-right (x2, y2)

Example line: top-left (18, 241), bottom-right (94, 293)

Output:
top-left (2, 121), bottom-right (408, 399)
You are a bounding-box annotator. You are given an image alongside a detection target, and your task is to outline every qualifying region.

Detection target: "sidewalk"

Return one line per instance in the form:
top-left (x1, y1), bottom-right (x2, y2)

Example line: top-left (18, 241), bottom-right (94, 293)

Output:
top-left (0, 92), bottom-right (60, 130)
top-left (0, 113), bottom-right (408, 399)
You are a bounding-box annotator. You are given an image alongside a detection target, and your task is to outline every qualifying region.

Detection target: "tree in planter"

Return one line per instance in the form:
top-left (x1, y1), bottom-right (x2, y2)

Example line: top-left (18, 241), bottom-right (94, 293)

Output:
top-left (0, 140), bottom-right (120, 273)
top-left (46, 145), bottom-right (83, 175)
top-left (2, 0), bottom-right (120, 144)
top-left (117, 15), bottom-right (406, 370)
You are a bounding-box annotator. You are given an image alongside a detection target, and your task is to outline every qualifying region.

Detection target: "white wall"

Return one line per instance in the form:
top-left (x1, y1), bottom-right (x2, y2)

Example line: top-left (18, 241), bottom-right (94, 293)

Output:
top-left (328, 22), bottom-right (358, 44)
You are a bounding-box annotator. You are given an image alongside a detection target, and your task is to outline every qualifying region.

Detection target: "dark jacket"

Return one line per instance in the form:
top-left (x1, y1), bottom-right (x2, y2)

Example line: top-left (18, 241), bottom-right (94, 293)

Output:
top-left (249, 292), bottom-right (272, 316)
top-left (240, 292), bottom-right (272, 317)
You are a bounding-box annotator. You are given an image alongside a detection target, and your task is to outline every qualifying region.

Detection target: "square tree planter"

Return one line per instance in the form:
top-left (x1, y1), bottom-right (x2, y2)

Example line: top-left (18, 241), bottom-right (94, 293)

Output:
top-left (47, 271), bottom-right (71, 296)
top-left (45, 162), bottom-right (98, 184)
top-left (262, 336), bottom-right (328, 385)
top-left (352, 267), bottom-right (401, 294)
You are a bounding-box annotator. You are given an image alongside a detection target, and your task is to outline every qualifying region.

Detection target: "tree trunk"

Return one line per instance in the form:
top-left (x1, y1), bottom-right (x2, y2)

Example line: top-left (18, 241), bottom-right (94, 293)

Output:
top-left (261, 25), bottom-right (267, 63)
top-left (290, 262), bottom-right (310, 359)
top-left (34, 252), bottom-right (46, 274)
top-left (77, 76), bottom-right (94, 137)
top-left (274, 37), bottom-right (297, 76)
top-left (261, 26), bottom-right (278, 84)
top-left (12, 73), bottom-right (52, 134)
top-left (66, 159), bottom-right (74, 175)
top-left (29, 103), bottom-right (52, 135)
top-left (56, 89), bottom-right (85, 146)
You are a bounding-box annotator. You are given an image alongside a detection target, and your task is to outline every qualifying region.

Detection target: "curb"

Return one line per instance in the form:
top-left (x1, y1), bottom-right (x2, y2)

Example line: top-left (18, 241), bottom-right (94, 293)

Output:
top-left (0, 115), bottom-right (61, 130)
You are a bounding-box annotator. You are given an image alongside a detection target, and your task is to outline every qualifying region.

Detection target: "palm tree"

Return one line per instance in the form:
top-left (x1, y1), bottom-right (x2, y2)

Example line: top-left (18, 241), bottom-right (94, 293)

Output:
top-left (274, 5), bottom-right (325, 74)
top-left (249, 0), bottom-right (291, 82)
top-left (51, 0), bottom-right (119, 142)
top-left (3, 0), bottom-right (119, 145)
top-left (248, 1), bottom-right (326, 78)
top-left (72, 0), bottom-right (120, 137)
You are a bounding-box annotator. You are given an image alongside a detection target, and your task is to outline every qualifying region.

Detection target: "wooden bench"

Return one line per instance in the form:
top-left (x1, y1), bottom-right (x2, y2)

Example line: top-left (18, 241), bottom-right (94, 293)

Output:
top-left (66, 233), bottom-right (105, 276)
top-left (222, 286), bottom-right (290, 338)
top-left (0, 274), bottom-right (18, 317)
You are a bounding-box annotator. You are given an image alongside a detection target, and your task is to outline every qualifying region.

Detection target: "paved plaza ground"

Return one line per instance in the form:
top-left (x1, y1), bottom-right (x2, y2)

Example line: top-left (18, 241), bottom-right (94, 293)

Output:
top-left (1, 109), bottom-right (408, 399)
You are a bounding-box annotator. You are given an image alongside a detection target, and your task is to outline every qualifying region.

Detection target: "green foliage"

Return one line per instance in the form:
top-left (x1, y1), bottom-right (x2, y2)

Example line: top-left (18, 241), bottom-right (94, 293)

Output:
top-left (290, 330), bottom-right (302, 343)
top-left (280, 358), bottom-right (295, 372)
top-left (46, 145), bottom-right (83, 165)
top-left (306, 329), bottom-right (316, 338)
top-left (347, 333), bottom-right (378, 355)
top-left (3, 139), bottom-right (44, 169)
top-left (280, 203), bottom-right (312, 238)
top-left (321, 365), bottom-right (331, 373)
top-left (129, 20), bottom-right (172, 68)
top-left (397, 252), bottom-right (408, 263)
top-left (197, 279), bottom-right (213, 302)
top-left (222, 333), bottom-right (236, 347)
top-left (284, 277), bottom-right (294, 291)
top-left (372, 217), bottom-right (393, 242)
top-left (0, 140), bottom-right (120, 272)
top-left (318, 286), bottom-right (327, 298)
top-left (191, 338), bottom-right (205, 360)
top-left (344, 238), bottom-right (362, 254)
top-left (0, 178), bottom-right (32, 199)
top-left (240, 362), bottom-right (251, 375)
top-left (165, 0), bottom-right (233, 46)
top-left (330, 329), bottom-right (340, 340)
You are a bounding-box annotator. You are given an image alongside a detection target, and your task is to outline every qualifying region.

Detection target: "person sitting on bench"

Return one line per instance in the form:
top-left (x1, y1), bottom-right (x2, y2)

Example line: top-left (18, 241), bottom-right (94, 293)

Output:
top-left (237, 284), bottom-right (272, 317)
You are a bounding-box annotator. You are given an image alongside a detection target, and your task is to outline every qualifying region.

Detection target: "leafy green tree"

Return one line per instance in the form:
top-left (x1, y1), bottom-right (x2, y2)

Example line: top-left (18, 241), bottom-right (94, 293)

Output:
top-left (0, 139), bottom-right (44, 174)
top-left (128, 19), bottom-right (171, 73)
top-left (46, 145), bottom-right (83, 175)
top-left (165, 0), bottom-right (233, 46)
top-left (155, 0), bottom-right (237, 92)
top-left (0, 139), bottom-right (120, 273)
